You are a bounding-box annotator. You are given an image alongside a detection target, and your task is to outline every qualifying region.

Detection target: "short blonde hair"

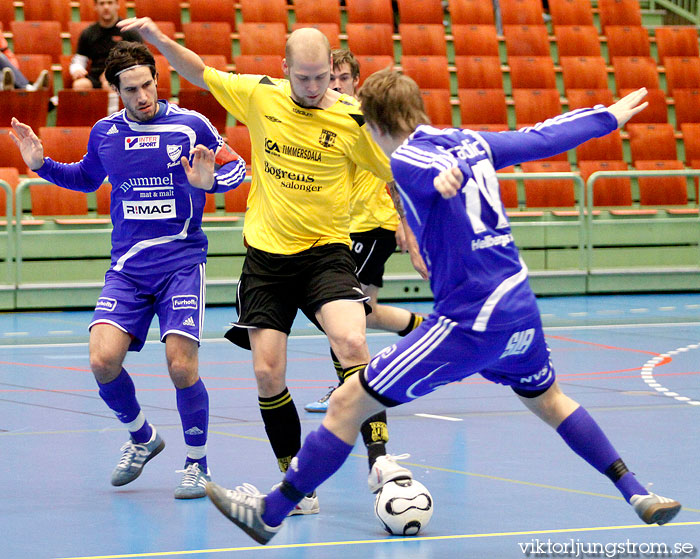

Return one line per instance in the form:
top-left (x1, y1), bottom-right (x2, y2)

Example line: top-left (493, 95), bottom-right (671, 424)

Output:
top-left (358, 69), bottom-right (429, 136)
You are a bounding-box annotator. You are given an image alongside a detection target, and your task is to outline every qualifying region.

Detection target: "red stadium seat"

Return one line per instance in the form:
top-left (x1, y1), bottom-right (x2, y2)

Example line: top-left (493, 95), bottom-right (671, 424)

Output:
top-left (401, 56), bottom-right (450, 89)
top-left (452, 25), bottom-right (500, 57)
top-left (290, 23), bottom-right (341, 49)
top-left (605, 26), bottom-right (651, 59)
top-left (513, 89), bottom-right (562, 128)
top-left (233, 55), bottom-right (285, 79)
top-left (177, 90), bottom-right (229, 133)
top-left (577, 160), bottom-right (632, 207)
top-left (618, 88), bottom-right (668, 124)
top-left (508, 56), bottom-right (556, 89)
top-left (0, 90), bottom-right (49, 131)
top-left (345, 0), bottom-right (394, 24)
top-left (179, 55), bottom-right (228, 91)
top-left (420, 89), bottom-right (453, 127)
top-left (294, 0), bottom-right (341, 26)
top-left (672, 89), bottom-right (700, 128)
top-left (560, 56), bottom-right (608, 91)
top-left (0, 128), bottom-right (30, 173)
top-left (554, 25), bottom-right (601, 57)
top-left (566, 88), bottom-right (614, 110)
top-left (681, 123), bottom-right (700, 163)
top-left (635, 160), bottom-right (687, 205)
top-left (396, 0), bottom-right (444, 24)
top-left (56, 90), bottom-right (110, 127)
top-left (598, 0), bottom-right (642, 30)
top-left (664, 57), bottom-right (700, 95)
top-left (346, 23), bottom-right (394, 57)
top-left (655, 27), bottom-right (699, 63)
top-left (612, 56), bottom-right (660, 94)
top-left (521, 161), bottom-right (576, 207)
top-left (627, 123), bottom-right (677, 163)
top-left (239, 0), bottom-right (288, 25)
top-left (455, 56), bottom-right (504, 89)
top-left (458, 89), bottom-right (508, 125)
top-left (497, 166), bottom-right (519, 209)
top-left (548, 0), bottom-right (594, 27)
top-left (0, 167), bottom-right (19, 216)
top-left (134, 0), bottom-right (182, 32)
top-left (238, 23), bottom-right (287, 56)
top-left (22, 0), bottom-right (71, 31)
top-left (225, 126), bottom-right (253, 167)
top-left (575, 130), bottom-right (624, 162)
top-left (188, 0), bottom-right (237, 29)
top-left (355, 55), bottom-right (395, 85)
top-left (503, 25), bottom-right (551, 57)
top-left (10, 21), bottom-right (62, 63)
top-left (499, 0), bottom-right (545, 25)
top-left (15, 54), bottom-right (54, 92)
top-left (399, 24), bottom-right (447, 57)
top-left (448, 0), bottom-right (495, 24)
top-left (183, 22), bottom-right (233, 63)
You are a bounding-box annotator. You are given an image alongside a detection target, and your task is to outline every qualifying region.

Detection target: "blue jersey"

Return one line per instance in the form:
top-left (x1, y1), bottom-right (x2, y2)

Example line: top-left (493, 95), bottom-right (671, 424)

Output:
top-left (391, 106), bottom-right (617, 331)
top-left (36, 101), bottom-right (246, 276)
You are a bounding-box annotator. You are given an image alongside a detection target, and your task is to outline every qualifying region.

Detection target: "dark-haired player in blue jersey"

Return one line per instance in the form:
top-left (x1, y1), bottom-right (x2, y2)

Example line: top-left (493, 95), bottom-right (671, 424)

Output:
top-left (205, 71), bottom-right (681, 543)
top-left (10, 41), bottom-right (246, 500)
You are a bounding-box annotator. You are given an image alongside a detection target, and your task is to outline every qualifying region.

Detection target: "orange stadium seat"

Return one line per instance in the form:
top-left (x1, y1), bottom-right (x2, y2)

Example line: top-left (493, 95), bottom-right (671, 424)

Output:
top-left (0, 167), bottom-right (19, 216)
top-left (420, 89), bottom-right (453, 127)
top-left (635, 160), bottom-right (687, 205)
top-left (134, 0), bottom-right (182, 32)
top-left (238, 23), bottom-right (287, 55)
top-left (612, 56), bottom-right (660, 94)
top-left (521, 161), bottom-right (576, 207)
top-left (577, 160), bottom-right (632, 207)
top-left (681, 123), bottom-right (700, 163)
top-left (345, 0), bottom-right (394, 24)
top-left (346, 23), bottom-right (394, 57)
top-left (598, 0), bottom-right (642, 30)
top-left (154, 55), bottom-right (172, 98)
top-left (10, 21), bottom-right (62, 63)
top-left (179, 55), bottom-right (228, 91)
top-left (188, 0), bottom-right (237, 29)
top-left (503, 25), bottom-right (551, 57)
top-left (566, 88), bottom-right (614, 110)
top-left (239, 0), bottom-right (288, 25)
top-left (33, 127), bottom-right (92, 216)
top-left (96, 183), bottom-right (111, 215)
top-left (619, 88), bottom-right (668, 124)
top-left (627, 123), bottom-right (677, 162)
top-left (452, 25), bottom-right (500, 57)
top-left (56, 90), bottom-right (109, 127)
top-left (654, 27), bottom-right (699, 63)
top-left (496, 166), bottom-right (519, 209)
top-left (294, 0), bottom-right (341, 26)
top-left (448, 0), bottom-right (495, 25)
top-left (396, 0), bottom-right (444, 24)
top-left (233, 55), bottom-right (284, 79)
top-left (560, 56), bottom-right (608, 91)
top-left (399, 24), bottom-right (447, 56)
top-left (548, 0), bottom-right (594, 27)
top-left (22, 0), bottom-right (71, 31)
top-left (554, 25), bottom-right (601, 57)
top-left (0, 129), bottom-right (30, 174)
top-left (672, 89), bottom-right (700, 129)
top-left (0, 90), bottom-right (49, 131)
top-left (355, 55), bottom-right (395, 84)
top-left (513, 88), bottom-right (563, 129)
top-left (291, 23), bottom-right (341, 48)
top-left (15, 54), bottom-right (54, 92)
top-left (508, 56), bottom-right (556, 89)
top-left (458, 89), bottom-right (508, 125)
top-left (499, 0), bottom-right (545, 25)
top-left (177, 90), bottom-right (228, 133)
top-left (454, 56), bottom-right (504, 89)
top-left (664, 57), bottom-right (700, 95)
top-left (225, 126), bottom-right (253, 167)
top-left (224, 182), bottom-right (251, 213)
top-left (575, 129), bottom-right (624, 162)
top-left (605, 26), bottom-right (651, 59)
top-left (143, 21), bottom-right (176, 58)
top-left (68, 21), bottom-right (91, 52)
top-left (401, 56), bottom-right (450, 89)
top-left (0, 4), bottom-right (13, 30)
top-left (183, 22), bottom-right (233, 63)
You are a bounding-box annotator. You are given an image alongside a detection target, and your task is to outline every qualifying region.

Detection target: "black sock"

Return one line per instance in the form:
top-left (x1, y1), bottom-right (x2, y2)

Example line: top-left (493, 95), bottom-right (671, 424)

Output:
top-left (329, 348), bottom-right (344, 384)
top-left (397, 313), bottom-right (424, 337)
top-left (361, 412), bottom-right (388, 468)
top-left (258, 388), bottom-right (301, 473)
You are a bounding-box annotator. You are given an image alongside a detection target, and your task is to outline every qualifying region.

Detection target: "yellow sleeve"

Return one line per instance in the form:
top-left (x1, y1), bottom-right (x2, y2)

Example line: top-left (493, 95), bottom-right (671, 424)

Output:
top-left (202, 67), bottom-right (260, 124)
top-left (349, 124), bottom-right (393, 183)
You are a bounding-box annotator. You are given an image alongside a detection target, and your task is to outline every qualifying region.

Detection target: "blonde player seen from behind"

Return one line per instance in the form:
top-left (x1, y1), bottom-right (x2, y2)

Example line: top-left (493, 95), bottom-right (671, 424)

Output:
top-left (117, 19), bottom-right (418, 513)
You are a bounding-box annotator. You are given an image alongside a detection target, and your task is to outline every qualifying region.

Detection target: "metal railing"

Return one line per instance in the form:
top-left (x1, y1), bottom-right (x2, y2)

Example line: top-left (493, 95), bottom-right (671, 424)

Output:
top-left (0, 179), bottom-right (14, 285)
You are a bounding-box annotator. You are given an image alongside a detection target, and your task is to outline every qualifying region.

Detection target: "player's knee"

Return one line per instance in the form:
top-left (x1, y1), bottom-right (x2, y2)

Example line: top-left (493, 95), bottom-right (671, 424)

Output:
top-left (333, 331), bottom-right (368, 363)
top-left (89, 352), bottom-right (121, 383)
top-left (253, 361), bottom-right (286, 395)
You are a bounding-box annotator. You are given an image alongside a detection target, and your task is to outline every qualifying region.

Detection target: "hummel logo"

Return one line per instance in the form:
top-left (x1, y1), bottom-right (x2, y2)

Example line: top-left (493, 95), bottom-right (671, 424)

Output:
top-left (107, 124), bottom-right (118, 135)
top-left (185, 426), bottom-right (204, 435)
top-left (182, 316), bottom-right (196, 327)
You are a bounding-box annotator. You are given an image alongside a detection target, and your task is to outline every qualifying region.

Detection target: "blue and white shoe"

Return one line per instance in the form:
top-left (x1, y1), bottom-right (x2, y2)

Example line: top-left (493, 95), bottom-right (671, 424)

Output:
top-left (304, 386), bottom-right (336, 413)
top-left (110, 428), bottom-right (165, 486)
top-left (175, 462), bottom-right (211, 499)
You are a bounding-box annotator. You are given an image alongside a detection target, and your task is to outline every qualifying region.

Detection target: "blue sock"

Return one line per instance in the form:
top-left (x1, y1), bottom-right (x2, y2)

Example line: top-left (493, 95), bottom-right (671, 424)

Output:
top-left (262, 425), bottom-right (353, 527)
top-left (177, 378), bottom-right (209, 471)
top-left (97, 368), bottom-right (152, 443)
top-left (556, 406), bottom-right (646, 502)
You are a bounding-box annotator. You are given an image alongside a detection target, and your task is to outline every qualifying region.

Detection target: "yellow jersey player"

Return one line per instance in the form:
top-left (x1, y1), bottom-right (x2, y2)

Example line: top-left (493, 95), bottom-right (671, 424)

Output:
top-left (305, 49), bottom-right (426, 415)
top-left (118, 19), bottom-right (418, 513)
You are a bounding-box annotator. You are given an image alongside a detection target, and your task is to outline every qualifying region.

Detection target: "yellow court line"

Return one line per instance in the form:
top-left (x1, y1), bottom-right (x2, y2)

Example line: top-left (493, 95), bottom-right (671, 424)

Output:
top-left (54, 521), bottom-right (700, 559)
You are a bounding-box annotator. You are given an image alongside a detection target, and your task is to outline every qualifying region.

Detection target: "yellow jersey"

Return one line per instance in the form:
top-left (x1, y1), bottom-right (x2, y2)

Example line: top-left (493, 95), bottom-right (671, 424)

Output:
top-left (203, 68), bottom-right (393, 254)
top-left (349, 167), bottom-right (399, 233)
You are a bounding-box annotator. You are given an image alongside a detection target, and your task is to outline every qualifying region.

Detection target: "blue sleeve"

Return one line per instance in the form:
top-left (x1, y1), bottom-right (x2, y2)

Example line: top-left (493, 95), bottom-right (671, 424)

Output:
top-left (190, 118), bottom-right (247, 193)
top-left (210, 157), bottom-right (247, 193)
top-left (35, 126), bottom-right (107, 193)
top-left (474, 107), bottom-right (618, 171)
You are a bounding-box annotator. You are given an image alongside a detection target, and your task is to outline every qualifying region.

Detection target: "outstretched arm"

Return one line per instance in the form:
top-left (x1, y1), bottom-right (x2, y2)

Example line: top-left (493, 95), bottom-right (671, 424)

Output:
top-left (117, 18), bottom-right (207, 89)
top-left (607, 87), bottom-right (649, 128)
top-left (10, 117), bottom-right (44, 170)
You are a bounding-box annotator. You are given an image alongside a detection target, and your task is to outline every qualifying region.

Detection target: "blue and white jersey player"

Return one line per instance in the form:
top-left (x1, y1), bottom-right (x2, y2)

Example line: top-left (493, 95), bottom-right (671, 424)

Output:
top-left (10, 42), bottom-right (246, 499)
top-left (204, 75), bottom-right (682, 545)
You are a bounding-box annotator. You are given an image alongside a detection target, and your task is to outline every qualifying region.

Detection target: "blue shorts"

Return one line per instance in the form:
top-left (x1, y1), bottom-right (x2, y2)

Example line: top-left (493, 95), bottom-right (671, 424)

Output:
top-left (89, 263), bottom-right (206, 351)
top-left (360, 312), bottom-right (555, 406)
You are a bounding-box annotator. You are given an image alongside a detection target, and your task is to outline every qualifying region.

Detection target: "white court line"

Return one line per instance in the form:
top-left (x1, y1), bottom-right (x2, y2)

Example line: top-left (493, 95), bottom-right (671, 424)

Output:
top-left (414, 413), bottom-right (463, 422)
top-left (639, 342), bottom-right (700, 407)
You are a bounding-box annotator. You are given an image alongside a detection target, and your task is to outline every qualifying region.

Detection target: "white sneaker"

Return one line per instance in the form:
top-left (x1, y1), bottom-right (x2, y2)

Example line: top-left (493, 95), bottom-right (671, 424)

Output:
top-left (269, 482), bottom-right (319, 516)
top-left (1, 67), bottom-right (14, 91)
top-left (368, 453), bottom-right (413, 493)
top-left (26, 69), bottom-right (49, 91)
top-left (630, 492), bottom-right (681, 525)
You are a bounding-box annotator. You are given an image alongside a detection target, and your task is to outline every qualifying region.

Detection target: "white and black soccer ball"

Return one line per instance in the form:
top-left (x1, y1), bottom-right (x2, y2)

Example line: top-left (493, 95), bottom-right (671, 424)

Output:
top-left (374, 479), bottom-right (433, 536)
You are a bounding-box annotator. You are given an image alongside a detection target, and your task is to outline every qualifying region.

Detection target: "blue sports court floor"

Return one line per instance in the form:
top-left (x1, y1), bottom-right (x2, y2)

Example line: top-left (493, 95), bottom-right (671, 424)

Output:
top-left (2, 294), bottom-right (699, 559)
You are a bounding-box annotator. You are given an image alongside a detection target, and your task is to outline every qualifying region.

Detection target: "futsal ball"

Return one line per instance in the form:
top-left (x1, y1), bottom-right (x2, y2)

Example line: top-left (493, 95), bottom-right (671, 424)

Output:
top-left (374, 479), bottom-right (433, 536)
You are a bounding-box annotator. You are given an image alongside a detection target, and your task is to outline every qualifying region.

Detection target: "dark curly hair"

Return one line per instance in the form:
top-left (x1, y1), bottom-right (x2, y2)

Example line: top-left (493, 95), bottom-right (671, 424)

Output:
top-left (104, 41), bottom-right (156, 89)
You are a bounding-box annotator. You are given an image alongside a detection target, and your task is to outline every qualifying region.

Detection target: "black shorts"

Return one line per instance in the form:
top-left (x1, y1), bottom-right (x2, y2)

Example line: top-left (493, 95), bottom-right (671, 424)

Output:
top-left (350, 227), bottom-right (397, 288)
top-left (225, 243), bottom-right (370, 349)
